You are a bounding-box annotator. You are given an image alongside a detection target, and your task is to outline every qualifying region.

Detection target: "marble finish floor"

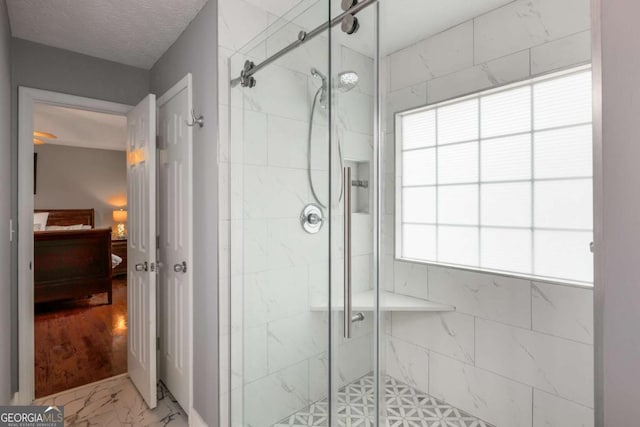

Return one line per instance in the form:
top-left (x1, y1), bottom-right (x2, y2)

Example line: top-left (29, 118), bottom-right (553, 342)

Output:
top-left (274, 374), bottom-right (494, 427)
top-left (35, 278), bottom-right (128, 398)
top-left (35, 374), bottom-right (188, 426)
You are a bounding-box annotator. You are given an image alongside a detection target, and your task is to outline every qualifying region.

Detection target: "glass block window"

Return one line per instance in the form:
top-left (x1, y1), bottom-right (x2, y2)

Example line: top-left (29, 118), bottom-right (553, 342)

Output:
top-left (395, 67), bottom-right (593, 284)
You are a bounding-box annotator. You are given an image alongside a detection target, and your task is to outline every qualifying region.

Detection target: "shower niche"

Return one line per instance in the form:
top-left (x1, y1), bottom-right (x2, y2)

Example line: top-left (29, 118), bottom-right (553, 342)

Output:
top-left (345, 159), bottom-right (370, 214)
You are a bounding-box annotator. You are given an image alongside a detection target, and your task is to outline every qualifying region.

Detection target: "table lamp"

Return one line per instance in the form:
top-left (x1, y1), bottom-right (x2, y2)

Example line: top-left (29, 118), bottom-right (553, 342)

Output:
top-left (113, 209), bottom-right (128, 238)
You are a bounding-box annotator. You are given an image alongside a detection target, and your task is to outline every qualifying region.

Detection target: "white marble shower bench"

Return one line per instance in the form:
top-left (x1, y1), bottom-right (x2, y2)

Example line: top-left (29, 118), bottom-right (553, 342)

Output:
top-left (310, 289), bottom-right (455, 312)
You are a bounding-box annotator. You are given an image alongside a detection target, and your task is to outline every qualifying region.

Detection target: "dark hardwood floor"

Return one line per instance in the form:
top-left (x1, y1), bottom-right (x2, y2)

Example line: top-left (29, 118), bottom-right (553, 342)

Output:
top-left (34, 278), bottom-right (127, 398)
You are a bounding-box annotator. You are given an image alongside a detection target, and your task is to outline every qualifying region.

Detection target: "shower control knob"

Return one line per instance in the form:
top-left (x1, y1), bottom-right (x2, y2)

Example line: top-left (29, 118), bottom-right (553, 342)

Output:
top-left (341, 14), bottom-right (360, 35)
top-left (307, 213), bottom-right (321, 225)
top-left (301, 204), bottom-right (324, 234)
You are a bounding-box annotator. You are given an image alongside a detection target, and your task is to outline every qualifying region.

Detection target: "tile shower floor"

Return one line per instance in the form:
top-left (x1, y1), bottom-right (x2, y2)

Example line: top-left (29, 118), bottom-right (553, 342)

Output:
top-left (274, 374), bottom-right (494, 427)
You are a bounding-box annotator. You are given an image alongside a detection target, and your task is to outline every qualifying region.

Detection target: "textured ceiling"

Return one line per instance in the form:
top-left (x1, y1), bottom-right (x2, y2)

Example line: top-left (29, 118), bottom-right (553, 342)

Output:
top-left (6, 0), bottom-right (208, 69)
top-left (34, 103), bottom-right (127, 151)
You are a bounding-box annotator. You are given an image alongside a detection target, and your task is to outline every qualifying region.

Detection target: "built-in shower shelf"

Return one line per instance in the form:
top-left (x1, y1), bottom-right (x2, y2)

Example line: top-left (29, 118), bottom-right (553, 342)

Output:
top-left (310, 290), bottom-right (455, 312)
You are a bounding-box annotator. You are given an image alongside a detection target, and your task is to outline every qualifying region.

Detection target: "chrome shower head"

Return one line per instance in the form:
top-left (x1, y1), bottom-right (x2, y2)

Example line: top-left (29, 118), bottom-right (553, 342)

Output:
top-left (311, 67), bottom-right (327, 83)
top-left (337, 71), bottom-right (359, 92)
top-left (311, 67), bottom-right (329, 108)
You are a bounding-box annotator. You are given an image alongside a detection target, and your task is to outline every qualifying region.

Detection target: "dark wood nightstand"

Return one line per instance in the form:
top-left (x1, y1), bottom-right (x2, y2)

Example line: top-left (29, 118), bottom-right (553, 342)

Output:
top-left (111, 238), bottom-right (127, 277)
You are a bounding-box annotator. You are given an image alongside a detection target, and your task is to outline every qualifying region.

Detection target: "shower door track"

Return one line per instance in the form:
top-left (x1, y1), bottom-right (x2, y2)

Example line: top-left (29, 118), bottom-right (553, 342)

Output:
top-left (230, 0), bottom-right (377, 88)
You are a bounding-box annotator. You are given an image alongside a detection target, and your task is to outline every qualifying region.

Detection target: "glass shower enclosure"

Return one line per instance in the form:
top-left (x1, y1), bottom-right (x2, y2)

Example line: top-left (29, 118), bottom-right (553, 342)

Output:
top-left (229, 0), bottom-right (379, 425)
top-left (227, 0), bottom-right (594, 426)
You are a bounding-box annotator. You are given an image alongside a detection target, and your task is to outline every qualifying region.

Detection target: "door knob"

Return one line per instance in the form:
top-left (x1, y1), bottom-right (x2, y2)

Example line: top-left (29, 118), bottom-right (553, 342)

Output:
top-left (135, 262), bottom-right (148, 272)
top-left (173, 261), bottom-right (187, 273)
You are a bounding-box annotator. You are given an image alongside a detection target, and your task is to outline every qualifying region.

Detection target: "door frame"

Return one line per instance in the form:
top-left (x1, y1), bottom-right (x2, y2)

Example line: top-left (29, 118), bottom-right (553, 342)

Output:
top-left (15, 87), bottom-right (132, 404)
top-left (155, 73), bottom-right (194, 416)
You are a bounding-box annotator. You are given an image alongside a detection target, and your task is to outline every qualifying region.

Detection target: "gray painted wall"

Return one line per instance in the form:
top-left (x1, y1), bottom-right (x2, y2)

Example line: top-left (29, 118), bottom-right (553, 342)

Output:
top-left (34, 145), bottom-right (127, 228)
top-left (150, 0), bottom-right (219, 424)
top-left (10, 38), bottom-right (150, 393)
top-left (0, 0), bottom-right (12, 405)
top-left (11, 38), bottom-right (150, 105)
top-left (597, 0), bottom-right (640, 424)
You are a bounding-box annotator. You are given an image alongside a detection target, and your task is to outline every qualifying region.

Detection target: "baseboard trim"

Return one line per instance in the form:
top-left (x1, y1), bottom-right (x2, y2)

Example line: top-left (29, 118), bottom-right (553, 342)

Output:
top-left (190, 408), bottom-right (208, 427)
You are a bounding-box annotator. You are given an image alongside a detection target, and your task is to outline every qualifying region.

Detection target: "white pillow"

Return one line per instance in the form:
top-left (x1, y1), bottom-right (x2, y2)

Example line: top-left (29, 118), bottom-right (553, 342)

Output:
top-left (33, 212), bottom-right (49, 231)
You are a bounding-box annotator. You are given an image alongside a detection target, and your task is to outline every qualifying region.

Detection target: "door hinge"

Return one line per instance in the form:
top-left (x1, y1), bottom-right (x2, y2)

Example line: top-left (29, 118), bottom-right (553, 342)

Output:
top-left (156, 235), bottom-right (160, 249)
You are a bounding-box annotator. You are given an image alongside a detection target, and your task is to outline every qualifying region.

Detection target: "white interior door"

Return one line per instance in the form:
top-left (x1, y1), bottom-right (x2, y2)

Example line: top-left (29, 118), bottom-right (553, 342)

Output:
top-left (157, 74), bottom-right (193, 411)
top-left (127, 94), bottom-right (158, 409)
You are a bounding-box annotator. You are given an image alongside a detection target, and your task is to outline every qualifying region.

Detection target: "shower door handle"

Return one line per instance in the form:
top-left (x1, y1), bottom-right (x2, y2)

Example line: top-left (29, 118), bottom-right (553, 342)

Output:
top-left (344, 166), bottom-right (353, 339)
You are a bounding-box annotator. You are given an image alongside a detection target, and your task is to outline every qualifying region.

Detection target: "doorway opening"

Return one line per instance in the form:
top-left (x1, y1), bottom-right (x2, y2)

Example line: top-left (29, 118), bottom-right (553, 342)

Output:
top-left (31, 102), bottom-right (129, 398)
top-left (17, 83), bottom-right (193, 419)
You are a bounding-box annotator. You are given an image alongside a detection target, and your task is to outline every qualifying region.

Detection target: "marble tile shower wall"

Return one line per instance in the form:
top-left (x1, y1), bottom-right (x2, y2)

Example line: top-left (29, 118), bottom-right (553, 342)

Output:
top-left (381, 0), bottom-right (593, 426)
top-left (217, 1), bottom-right (375, 426)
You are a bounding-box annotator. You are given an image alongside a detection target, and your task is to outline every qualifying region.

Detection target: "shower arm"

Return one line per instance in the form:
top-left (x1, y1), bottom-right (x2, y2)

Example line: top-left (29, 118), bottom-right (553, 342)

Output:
top-left (230, 0), bottom-right (377, 88)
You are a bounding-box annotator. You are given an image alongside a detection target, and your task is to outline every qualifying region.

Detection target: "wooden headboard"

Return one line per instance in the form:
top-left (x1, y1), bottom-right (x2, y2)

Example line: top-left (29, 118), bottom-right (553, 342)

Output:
top-left (35, 209), bottom-right (95, 228)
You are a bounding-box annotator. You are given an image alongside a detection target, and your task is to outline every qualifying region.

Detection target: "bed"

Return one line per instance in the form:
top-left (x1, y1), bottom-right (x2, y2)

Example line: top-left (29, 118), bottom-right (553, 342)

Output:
top-left (34, 209), bottom-right (114, 305)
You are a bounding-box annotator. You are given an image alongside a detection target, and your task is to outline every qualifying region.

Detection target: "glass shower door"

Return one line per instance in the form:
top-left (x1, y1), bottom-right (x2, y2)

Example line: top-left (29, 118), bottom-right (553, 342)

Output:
top-left (228, 0), bottom-right (381, 425)
top-left (228, 1), bottom-right (333, 426)
top-left (329, 2), bottom-right (380, 426)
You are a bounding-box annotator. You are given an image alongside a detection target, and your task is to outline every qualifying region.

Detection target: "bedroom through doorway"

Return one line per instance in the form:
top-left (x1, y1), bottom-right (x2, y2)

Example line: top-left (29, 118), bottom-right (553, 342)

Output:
top-left (31, 101), bottom-right (130, 398)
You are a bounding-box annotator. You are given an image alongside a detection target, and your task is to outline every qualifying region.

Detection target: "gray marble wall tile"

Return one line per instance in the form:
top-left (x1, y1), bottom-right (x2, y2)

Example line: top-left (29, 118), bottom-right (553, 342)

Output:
top-left (427, 50), bottom-right (530, 104)
top-left (336, 90), bottom-right (374, 135)
top-left (532, 281), bottom-right (594, 344)
top-left (394, 260), bottom-right (428, 299)
top-left (267, 218), bottom-right (328, 269)
top-left (533, 389), bottom-right (594, 427)
top-left (242, 110), bottom-right (268, 166)
top-left (392, 311), bottom-right (475, 364)
top-left (386, 335), bottom-right (429, 393)
top-left (244, 325), bottom-right (268, 383)
top-left (476, 319), bottom-right (594, 407)
top-left (267, 312), bottom-right (328, 373)
top-left (473, 0), bottom-right (591, 63)
top-left (381, 254), bottom-right (395, 292)
top-left (342, 130), bottom-right (373, 162)
top-left (243, 265), bottom-right (308, 328)
top-left (385, 82), bottom-right (428, 132)
top-left (341, 45), bottom-right (375, 97)
top-left (267, 115), bottom-right (309, 169)
top-left (245, 64), bottom-right (309, 121)
top-left (218, 0), bottom-right (269, 53)
top-left (430, 352), bottom-right (533, 427)
top-left (428, 265), bottom-right (532, 328)
top-left (333, 333), bottom-right (374, 388)
top-left (244, 361), bottom-right (310, 427)
top-left (352, 254), bottom-right (372, 293)
top-left (308, 352), bottom-right (330, 403)
top-left (265, 16), bottom-right (328, 76)
top-left (531, 30), bottom-right (591, 75)
top-left (244, 166), bottom-right (310, 219)
top-left (242, 219), bottom-right (268, 274)
top-left (389, 21), bottom-right (474, 91)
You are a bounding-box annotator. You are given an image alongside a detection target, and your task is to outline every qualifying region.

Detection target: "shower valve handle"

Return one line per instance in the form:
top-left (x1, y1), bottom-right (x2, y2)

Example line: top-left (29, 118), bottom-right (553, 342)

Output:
top-left (307, 212), bottom-right (322, 225)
